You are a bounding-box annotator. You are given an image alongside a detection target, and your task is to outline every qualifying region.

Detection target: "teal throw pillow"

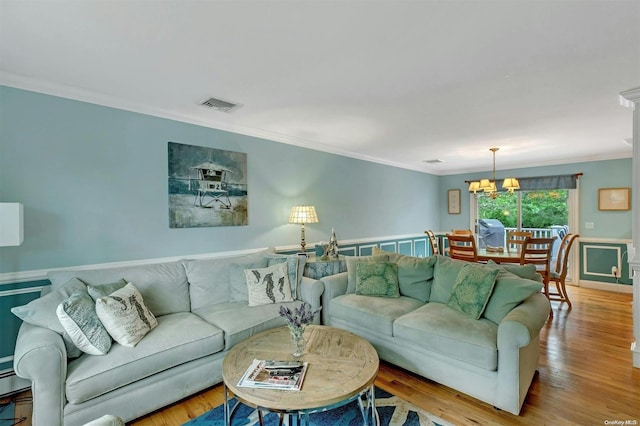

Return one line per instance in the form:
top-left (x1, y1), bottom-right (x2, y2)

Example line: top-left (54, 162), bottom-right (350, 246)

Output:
top-left (447, 263), bottom-right (500, 319)
top-left (486, 260), bottom-right (538, 280)
top-left (483, 270), bottom-right (544, 324)
top-left (396, 255), bottom-right (436, 302)
top-left (345, 254), bottom-right (389, 294)
top-left (355, 262), bottom-right (400, 298)
top-left (430, 255), bottom-right (466, 303)
top-left (87, 279), bottom-right (128, 301)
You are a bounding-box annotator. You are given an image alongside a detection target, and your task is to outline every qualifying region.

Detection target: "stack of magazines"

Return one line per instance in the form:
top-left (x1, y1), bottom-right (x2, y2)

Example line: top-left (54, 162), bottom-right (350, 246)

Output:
top-left (237, 359), bottom-right (309, 390)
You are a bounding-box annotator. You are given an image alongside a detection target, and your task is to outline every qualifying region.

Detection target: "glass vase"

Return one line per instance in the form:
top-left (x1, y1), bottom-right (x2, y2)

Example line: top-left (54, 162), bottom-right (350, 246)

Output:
top-left (290, 331), bottom-right (306, 358)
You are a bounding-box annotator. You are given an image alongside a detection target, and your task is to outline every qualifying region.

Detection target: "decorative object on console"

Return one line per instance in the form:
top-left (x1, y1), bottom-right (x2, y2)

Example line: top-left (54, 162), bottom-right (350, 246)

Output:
top-left (0, 202), bottom-right (24, 246)
top-left (326, 228), bottom-right (339, 258)
top-left (467, 148), bottom-right (519, 198)
top-left (289, 205), bottom-right (319, 253)
top-left (279, 302), bottom-right (319, 357)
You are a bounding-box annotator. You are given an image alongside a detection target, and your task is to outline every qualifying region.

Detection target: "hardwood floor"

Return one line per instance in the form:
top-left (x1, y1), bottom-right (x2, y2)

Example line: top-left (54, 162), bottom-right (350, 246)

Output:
top-left (14, 286), bottom-right (640, 425)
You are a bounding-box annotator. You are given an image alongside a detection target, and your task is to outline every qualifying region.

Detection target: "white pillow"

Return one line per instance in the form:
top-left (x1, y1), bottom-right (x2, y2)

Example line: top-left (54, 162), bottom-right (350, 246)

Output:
top-left (96, 283), bottom-right (157, 347)
top-left (56, 291), bottom-right (112, 355)
top-left (244, 262), bottom-right (293, 307)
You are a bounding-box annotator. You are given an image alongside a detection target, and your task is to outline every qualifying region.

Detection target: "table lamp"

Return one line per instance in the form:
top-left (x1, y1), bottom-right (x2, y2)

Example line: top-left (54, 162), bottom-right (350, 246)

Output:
top-left (289, 205), bottom-right (319, 253)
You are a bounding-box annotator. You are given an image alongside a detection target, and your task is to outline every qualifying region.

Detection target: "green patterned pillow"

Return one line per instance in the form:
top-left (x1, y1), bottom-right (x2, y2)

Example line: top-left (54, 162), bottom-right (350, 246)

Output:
top-left (355, 262), bottom-right (400, 298)
top-left (447, 264), bottom-right (499, 319)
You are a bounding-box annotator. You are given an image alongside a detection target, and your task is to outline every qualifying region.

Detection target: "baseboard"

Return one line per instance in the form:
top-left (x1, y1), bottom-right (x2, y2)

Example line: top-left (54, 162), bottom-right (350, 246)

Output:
top-left (579, 280), bottom-right (633, 293)
top-left (0, 372), bottom-right (30, 397)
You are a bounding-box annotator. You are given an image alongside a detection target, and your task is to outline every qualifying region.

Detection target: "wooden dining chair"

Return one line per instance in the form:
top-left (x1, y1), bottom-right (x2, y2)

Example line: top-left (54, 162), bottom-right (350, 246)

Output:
top-left (425, 230), bottom-right (440, 256)
top-left (520, 236), bottom-right (556, 316)
top-left (548, 233), bottom-right (579, 309)
top-left (451, 229), bottom-right (473, 236)
top-left (505, 230), bottom-right (533, 254)
top-left (446, 233), bottom-right (478, 262)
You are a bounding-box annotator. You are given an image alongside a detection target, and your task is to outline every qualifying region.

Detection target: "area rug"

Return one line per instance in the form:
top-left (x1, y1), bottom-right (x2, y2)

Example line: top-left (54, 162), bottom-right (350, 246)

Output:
top-left (183, 387), bottom-right (453, 426)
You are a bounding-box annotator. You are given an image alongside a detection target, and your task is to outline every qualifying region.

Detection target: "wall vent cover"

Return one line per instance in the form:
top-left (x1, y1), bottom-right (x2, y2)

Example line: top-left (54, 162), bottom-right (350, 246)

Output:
top-left (200, 97), bottom-right (241, 113)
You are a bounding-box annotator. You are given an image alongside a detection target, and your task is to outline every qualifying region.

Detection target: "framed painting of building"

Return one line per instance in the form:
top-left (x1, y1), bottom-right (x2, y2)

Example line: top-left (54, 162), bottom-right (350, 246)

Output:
top-left (168, 142), bottom-right (248, 227)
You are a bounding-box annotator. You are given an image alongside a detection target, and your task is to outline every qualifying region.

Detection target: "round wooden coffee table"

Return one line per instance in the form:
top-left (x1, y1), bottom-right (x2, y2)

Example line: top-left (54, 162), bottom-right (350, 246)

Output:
top-left (222, 325), bottom-right (379, 425)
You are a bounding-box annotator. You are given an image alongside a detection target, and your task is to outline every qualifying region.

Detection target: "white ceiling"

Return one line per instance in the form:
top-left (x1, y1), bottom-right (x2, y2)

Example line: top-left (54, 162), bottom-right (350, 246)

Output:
top-left (1, 1), bottom-right (639, 175)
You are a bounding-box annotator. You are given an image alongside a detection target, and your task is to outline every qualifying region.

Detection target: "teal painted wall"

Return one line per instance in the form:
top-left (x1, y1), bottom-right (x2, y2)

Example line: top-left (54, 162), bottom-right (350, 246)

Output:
top-left (438, 159), bottom-right (633, 239)
top-left (0, 86), bottom-right (440, 273)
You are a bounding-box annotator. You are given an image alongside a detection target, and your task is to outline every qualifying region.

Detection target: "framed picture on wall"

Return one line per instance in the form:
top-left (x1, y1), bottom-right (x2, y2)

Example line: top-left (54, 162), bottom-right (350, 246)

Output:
top-left (448, 189), bottom-right (461, 214)
top-left (598, 187), bottom-right (631, 211)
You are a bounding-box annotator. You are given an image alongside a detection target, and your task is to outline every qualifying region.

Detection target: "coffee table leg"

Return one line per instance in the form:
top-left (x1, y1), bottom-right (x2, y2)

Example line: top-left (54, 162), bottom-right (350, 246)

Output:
top-left (223, 384), bottom-right (230, 426)
top-left (357, 385), bottom-right (378, 426)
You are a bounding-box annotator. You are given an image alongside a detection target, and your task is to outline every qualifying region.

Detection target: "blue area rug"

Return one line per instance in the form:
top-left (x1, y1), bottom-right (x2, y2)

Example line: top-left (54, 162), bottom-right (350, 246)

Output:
top-left (183, 387), bottom-right (453, 426)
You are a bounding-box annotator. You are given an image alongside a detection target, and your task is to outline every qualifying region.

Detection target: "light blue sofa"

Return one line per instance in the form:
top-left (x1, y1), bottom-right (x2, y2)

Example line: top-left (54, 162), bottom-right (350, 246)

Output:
top-left (321, 252), bottom-right (550, 415)
top-left (13, 250), bottom-right (323, 426)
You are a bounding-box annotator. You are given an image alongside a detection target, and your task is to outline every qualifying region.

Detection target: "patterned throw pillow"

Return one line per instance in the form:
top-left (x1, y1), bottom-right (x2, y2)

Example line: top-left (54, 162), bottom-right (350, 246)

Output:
top-left (56, 291), bottom-right (112, 355)
top-left (96, 283), bottom-right (157, 347)
top-left (355, 262), bottom-right (400, 298)
top-left (447, 264), bottom-right (500, 319)
top-left (244, 262), bottom-right (293, 307)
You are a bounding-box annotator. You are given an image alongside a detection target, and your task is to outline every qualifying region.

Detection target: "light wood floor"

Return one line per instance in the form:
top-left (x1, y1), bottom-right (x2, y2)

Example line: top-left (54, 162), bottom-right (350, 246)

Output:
top-left (11, 286), bottom-right (640, 425)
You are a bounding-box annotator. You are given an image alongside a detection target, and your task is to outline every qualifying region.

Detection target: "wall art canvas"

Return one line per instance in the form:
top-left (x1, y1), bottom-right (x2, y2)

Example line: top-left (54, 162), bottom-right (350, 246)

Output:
top-left (168, 142), bottom-right (248, 228)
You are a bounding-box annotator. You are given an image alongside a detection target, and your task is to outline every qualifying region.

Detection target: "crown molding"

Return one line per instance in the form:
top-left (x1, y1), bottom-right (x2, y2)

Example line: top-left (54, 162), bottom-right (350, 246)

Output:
top-left (0, 73), bottom-right (434, 175)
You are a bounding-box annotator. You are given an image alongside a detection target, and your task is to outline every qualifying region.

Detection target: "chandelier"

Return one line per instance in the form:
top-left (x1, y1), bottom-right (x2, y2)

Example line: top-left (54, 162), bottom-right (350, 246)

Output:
top-left (468, 148), bottom-right (519, 199)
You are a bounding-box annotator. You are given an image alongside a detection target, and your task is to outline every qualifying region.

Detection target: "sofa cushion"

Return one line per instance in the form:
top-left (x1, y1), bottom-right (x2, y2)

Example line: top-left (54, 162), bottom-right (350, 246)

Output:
top-left (344, 254), bottom-right (389, 294)
top-left (245, 262), bottom-right (293, 306)
top-left (48, 261), bottom-right (190, 316)
top-left (483, 270), bottom-right (544, 324)
top-left (86, 279), bottom-right (127, 301)
top-left (430, 255), bottom-right (466, 303)
top-left (394, 303), bottom-right (498, 371)
top-left (329, 294), bottom-right (424, 336)
top-left (11, 277), bottom-right (88, 358)
top-left (355, 262), bottom-right (400, 297)
top-left (65, 312), bottom-right (224, 404)
top-left (57, 291), bottom-right (112, 356)
top-left (193, 301), bottom-right (299, 350)
top-left (447, 263), bottom-right (499, 319)
top-left (96, 283), bottom-right (158, 347)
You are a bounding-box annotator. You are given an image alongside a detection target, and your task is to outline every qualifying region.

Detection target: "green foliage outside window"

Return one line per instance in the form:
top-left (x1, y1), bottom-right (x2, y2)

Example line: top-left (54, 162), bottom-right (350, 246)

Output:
top-left (478, 190), bottom-right (568, 229)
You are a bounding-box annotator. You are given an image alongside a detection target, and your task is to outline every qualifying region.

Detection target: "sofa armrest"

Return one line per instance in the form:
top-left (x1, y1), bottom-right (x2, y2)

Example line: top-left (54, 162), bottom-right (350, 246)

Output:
top-left (497, 292), bottom-right (550, 349)
top-left (319, 272), bottom-right (348, 324)
top-left (14, 322), bottom-right (67, 425)
top-left (298, 276), bottom-right (324, 324)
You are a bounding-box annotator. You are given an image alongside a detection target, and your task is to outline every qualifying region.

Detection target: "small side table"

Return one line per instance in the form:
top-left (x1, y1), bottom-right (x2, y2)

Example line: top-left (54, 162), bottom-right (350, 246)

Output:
top-left (303, 255), bottom-right (346, 279)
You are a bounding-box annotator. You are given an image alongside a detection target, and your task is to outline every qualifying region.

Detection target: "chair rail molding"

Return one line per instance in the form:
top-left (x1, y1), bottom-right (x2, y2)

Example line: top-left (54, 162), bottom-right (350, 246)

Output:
top-left (620, 86), bottom-right (639, 368)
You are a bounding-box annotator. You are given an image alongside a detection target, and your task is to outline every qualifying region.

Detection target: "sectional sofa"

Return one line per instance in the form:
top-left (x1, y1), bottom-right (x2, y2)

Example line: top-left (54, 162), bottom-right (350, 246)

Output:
top-left (321, 250), bottom-right (550, 415)
top-left (12, 249), bottom-right (323, 426)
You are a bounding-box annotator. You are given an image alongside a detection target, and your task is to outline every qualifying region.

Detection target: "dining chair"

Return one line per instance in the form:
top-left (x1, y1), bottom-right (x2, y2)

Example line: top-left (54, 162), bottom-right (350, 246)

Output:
top-left (425, 230), bottom-right (440, 256)
top-left (446, 233), bottom-right (478, 262)
top-left (520, 236), bottom-right (556, 316)
top-left (505, 230), bottom-right (533, 254)
top-left (548, 233), bottom-right (579, 309)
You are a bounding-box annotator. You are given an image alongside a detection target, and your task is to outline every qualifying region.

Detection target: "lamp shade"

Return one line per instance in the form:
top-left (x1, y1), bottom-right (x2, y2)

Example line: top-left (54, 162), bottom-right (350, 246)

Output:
top-left (468, 181), bottom-right (480, 193)
top-left (289, 205), bottom-right (319, 224)
top-left (0, 203), bottom-right (24, 246)
top-left (502, 178), bottom-right (520, 192)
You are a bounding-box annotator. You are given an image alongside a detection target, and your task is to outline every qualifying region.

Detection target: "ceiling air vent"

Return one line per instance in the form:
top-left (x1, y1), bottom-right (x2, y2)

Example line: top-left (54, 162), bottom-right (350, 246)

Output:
top-left (200, 97), bottom-right (241, 113)
top-left (423, 159), bottom-right (444, 164)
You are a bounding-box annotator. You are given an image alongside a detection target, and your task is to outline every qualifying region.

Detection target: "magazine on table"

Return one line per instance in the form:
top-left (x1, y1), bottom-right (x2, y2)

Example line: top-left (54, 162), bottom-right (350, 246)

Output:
top-left (237, 359), bottom-right (309, 390)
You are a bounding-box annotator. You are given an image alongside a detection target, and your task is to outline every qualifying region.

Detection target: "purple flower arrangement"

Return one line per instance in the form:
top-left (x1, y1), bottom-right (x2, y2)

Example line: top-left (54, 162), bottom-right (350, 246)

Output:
top-left (279, 302), bottom-right (319, 338)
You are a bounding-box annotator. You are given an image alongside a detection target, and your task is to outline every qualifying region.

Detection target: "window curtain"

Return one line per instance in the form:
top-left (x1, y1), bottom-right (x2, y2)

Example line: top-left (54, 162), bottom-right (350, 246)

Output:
top-left (516, 174), bottom-right (579, 190)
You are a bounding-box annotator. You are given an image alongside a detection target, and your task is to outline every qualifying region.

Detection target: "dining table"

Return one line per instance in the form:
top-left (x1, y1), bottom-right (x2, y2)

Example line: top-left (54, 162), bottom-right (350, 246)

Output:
top-left (476, 248), bottom-right (522, 264)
